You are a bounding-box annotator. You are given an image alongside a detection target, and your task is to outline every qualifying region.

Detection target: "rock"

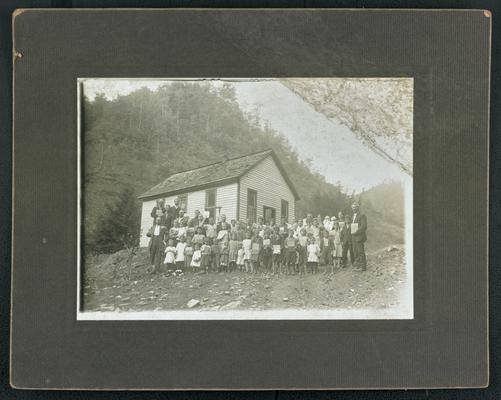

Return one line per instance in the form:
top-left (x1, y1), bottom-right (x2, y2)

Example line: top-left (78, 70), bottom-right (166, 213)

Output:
top-left (203, 297), bottom-right (209, 302)
top-left (187, 299), bottom-right (200, 308)
top-left (220, 300), bottom-right (242, 310)
top-left (224, 291), bottom-right (230, 295)
top-left (283, 297), bottom-right (289, 302)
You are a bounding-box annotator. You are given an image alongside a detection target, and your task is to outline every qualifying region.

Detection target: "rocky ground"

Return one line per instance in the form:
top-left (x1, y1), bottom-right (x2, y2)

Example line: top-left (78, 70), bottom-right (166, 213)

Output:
top-left (82, 245), bottom-right (407, 312)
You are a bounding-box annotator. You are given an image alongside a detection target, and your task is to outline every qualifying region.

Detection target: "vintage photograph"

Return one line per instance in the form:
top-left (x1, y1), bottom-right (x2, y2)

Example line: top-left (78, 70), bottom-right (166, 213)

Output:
top-left (78, 78), bottom-right (413, 320)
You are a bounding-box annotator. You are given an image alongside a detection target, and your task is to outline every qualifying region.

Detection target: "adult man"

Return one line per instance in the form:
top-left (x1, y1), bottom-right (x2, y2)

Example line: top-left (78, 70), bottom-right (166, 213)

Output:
top-left (168, 197), bottom-right (181, 220)
top-left (177, 209), bottom-right (189, 227)
top-left (340, 214), bottom-right (354, 267)
top-left (146, 216), bottom-right (167, 274)
top-left (350, 202), bottom-right (367, 271)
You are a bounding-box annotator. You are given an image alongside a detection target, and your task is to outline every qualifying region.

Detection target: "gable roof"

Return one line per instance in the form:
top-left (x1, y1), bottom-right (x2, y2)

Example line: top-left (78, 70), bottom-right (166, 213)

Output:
top-left (138, 149), bottom-right (300, 200)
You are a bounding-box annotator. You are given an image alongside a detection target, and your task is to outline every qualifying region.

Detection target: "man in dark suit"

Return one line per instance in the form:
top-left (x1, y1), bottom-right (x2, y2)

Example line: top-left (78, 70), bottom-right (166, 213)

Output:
top-left (150, 198), bottom-right (166, 221)
top-left (350, 202), bottom-right (367, 271)
top-left (169, 197), bottom-right (181, 219)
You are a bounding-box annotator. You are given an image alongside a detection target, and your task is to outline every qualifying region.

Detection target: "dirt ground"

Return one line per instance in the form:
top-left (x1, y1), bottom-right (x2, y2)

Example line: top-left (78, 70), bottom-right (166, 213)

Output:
top-left (82, 245), bottom-right (407, 312)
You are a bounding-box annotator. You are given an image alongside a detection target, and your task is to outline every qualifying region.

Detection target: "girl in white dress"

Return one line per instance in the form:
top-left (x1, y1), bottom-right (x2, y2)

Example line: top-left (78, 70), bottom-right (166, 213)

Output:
top-left (163, 238), bottom-right (177, 272)
top-left (306, 237), bottom-right (320, 274)
top-left (175, 236), bottom-right (186, 271)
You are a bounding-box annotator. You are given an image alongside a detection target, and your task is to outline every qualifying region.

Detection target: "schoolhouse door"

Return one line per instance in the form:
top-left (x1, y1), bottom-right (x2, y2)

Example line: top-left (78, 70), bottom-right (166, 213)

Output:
top-left (263, 206), bottom-right (276, 225)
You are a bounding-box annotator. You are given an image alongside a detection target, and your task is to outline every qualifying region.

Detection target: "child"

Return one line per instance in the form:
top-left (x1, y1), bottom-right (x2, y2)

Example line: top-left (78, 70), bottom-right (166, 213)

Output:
top-left (228, 232), bottom-right (239, 272)
top-left (307, 237), bottom-right (320, 274)
top-left (284, 230), bottom-right (297, 275)
top-left (190, 243), bottom-right (202, 271)
top-left (250, 234), bottom-right (262, 274)
top-left (271, 227), bottom-right (282, 275)
top-left (169, 220), bottom-right (179, 242)
top-left (332, 222), bottom-right (343, 271)
top-left (192, 227), bottom-right (205, 246)
top-left (219, 237), bottom-right (229, 272)
top-left (177, 220), bottom-right (187, 242)
top-left (297, 228), bottom-right (308, 275)
top-left (211, 238), bottom-right (220, 273)
top-left (242, 231), bottom-right (252, 273)
top-left (163, 238), bottom-right (177, 273)
top-left (262, 231), bottom-right (273, 274)
top-left (320, 230), bottom-right (333, 269)
top-left (204, 217), bottom-right (217, 240)
top-left (200, 237), bottom-right (212, 274)
top-left (175, 235), bottom-right (186, 272)
top-left (236, 242), bottom-right (245, 271)
top-left (184, 237), bottom-right (194, 272)
top-left (236, 222), bottom-right (245, 241)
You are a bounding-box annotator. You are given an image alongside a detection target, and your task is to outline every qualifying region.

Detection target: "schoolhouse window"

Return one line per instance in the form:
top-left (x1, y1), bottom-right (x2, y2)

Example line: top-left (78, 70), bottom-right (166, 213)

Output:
top-left (205, 188), bottom-right (217, 219)
top-left (247, 189), bottom-right (257, 224)
top-left (281, 199), bottom-right (289, 223)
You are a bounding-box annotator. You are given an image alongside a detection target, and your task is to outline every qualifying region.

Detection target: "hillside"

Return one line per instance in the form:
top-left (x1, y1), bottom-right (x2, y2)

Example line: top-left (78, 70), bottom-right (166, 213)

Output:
top-left (360, 181), bottom-right (406, 252)
top-left (82, 82), bottom-right (405, 252)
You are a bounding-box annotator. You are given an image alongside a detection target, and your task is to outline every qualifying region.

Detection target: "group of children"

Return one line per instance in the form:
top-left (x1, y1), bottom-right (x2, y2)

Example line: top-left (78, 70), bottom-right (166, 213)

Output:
top-left (147, 203), bottom-right (354, 276)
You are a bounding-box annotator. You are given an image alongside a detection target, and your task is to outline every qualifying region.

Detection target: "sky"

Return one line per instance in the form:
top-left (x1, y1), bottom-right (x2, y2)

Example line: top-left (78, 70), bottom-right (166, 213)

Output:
top-left (81, 78), bottom-right (410, 193)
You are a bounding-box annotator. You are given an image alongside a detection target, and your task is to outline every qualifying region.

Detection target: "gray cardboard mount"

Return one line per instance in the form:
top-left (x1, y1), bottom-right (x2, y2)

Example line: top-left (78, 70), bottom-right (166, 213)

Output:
top-left (11, 9), bottom-right (490, 389)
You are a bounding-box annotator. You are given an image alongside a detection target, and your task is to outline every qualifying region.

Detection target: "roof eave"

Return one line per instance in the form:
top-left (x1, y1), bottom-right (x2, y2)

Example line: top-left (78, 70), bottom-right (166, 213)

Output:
top-left (138, 176), bottom-right (240, 201)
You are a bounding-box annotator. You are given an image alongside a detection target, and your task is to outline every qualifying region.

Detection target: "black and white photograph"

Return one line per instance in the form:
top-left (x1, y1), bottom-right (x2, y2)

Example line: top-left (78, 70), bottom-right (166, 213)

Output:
top-left (78, 78), bottom-right (413, 320)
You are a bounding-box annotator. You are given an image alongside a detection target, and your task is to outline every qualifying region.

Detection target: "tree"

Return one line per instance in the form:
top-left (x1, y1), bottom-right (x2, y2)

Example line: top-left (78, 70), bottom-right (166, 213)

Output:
top-left (89, 187), bottom-right (140, 253)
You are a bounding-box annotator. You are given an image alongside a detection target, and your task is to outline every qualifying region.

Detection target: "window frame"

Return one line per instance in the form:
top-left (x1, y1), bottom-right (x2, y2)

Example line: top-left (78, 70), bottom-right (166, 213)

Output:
top-left (205, 188), bottom-right (217, 219)
top-left (247, 188), bottom-right (257, 224)
top-left (281, 199), bottom-right (289, 223)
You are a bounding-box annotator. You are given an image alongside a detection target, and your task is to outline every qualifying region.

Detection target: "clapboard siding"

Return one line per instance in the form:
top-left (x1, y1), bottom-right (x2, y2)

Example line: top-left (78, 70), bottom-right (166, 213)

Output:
top-left (216, 183), bottom-right (238, 221)
top-left (239, 155), bottom-right (296, 222)
top-left (139, 183), bottom-right (238, 247)
top-left (139, 199), bottom-right (156, 247)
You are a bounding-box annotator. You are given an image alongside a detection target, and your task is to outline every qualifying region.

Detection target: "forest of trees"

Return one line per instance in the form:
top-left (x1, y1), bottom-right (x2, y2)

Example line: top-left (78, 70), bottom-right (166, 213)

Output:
top-left (83, 82), bottom-right (403, 253)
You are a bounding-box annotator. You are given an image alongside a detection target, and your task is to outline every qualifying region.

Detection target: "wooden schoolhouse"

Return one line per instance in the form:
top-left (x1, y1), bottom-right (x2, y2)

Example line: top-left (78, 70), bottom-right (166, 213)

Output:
top-left (138, 149), bottom-right (300, 247)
